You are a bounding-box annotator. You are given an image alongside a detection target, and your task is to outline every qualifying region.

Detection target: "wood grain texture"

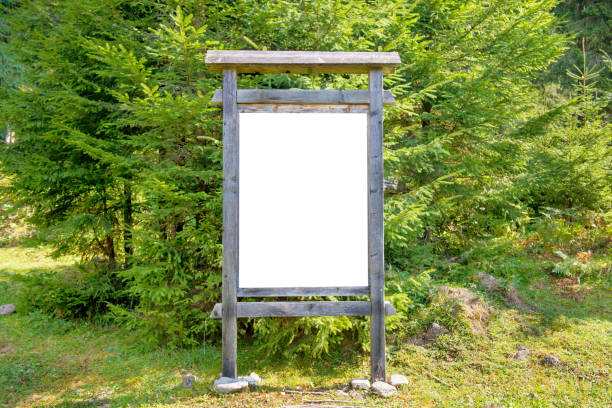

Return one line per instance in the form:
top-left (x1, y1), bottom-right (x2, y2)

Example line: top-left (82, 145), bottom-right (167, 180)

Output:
top-left (368, 69), bottom-right (386, 382)
top-left (210, 89), bottom-right (395, 105)
top-left (237, 286), bottom-right (370, 297)
top-left (222, 69), bottom-right (238, 379)
top-left (210, 301), bottom-right (397, 318)
top-left (238, 104), bottom-right (368, 113)
top-left (205, 50), bottom-right (401, 74)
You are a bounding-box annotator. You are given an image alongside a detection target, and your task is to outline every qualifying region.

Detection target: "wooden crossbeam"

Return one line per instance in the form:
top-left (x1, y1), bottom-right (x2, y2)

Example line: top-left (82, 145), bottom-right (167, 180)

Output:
top-left (237, 286), bottom-right (370, 298)
top-left (210, 301), bottom-right (397, 318)
top-left (205, 50), bottom-right (401, 74)
top-left (210, 89), bottom-right (396, 105)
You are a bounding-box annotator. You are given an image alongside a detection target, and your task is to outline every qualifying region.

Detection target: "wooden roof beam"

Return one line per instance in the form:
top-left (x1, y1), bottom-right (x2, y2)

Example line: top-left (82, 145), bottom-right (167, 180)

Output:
top-left (205, 50), bottom-right (401, 74)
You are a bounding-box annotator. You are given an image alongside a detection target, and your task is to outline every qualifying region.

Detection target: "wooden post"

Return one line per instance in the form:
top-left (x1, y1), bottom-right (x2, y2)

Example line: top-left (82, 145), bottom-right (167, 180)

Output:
top-left (222, 69), bottom-right (238, 378)
top-left (368, 68), bottom-right (385, 382)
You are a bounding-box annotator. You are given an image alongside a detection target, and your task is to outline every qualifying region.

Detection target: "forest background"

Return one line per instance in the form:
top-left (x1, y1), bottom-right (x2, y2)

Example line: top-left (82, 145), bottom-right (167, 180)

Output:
top-left (0, 0), bottom-right (610, 364)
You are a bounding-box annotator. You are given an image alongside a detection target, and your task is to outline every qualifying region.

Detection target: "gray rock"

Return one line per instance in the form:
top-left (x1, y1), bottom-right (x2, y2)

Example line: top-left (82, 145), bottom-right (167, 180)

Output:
top-left (335, 389), bottom-right (349, 397)
top-left (182, 374), bottom-right (198, 389)
top-left (425, 323), bottom-right (448, 341)
top-left (390, 374), bottom-right (409, 388)
top-left (476, 272), bottom-right (502, 292)
top-left (371, 381), bottom-right (397, 397)
top-left (236, 372), bottom-right (261, 386)
top-left (348, 390), bottom-right (364, 399)
top-left (512, 346), bottom-right (531, 360)
top-left (541, 355), bottom-right (561, 366)
top-left (351, 378), bottom-right (370, 390)
top-left (0, 304), bottom-right (16, 315)
top-left (213, 377), bottom-right (249, 394)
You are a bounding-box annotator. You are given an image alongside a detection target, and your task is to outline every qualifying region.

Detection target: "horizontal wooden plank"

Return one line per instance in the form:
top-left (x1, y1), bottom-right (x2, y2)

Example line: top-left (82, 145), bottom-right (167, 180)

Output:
top-left (238, 104), bottom-right (368, 113)
top-left (205, 51), bottom-right (401, 74)
top-left (211, 89), bottom-right (396, 105)
top-left (210, 301), bottom-right (397, 318)
top-left (237, 286), bottom-right (370, 297)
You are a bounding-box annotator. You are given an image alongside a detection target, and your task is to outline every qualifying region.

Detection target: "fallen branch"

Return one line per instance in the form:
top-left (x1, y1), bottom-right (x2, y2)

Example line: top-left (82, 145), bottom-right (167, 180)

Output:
top-left (280, 406), bottom-right (374, 408)
top-left (283, 390), bottom-right (328, 395)
top-left (426, 371), bottom-right (451, 387)
top-left (303, 400), bottom-right (366, 404)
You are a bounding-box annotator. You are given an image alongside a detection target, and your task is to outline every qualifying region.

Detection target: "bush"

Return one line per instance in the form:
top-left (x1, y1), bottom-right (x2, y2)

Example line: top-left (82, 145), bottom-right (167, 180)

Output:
top-left (552, 250), bottom-right (611, 282)
top-left (13, 262), bottom-right (132, 320)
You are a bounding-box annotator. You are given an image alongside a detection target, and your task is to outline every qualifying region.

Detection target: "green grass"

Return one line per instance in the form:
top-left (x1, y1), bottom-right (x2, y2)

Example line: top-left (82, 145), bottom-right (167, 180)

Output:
top-left (1, 243), bottom-right (610, 407)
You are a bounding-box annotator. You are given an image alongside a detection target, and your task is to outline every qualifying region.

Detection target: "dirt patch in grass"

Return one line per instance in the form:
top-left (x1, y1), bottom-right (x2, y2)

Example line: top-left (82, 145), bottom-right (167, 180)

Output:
top-left (552, 277), bottom-right (591, 302)
top-left (0, 343), bottom-right (15, 355)
top-left (436, 286), bottom-right (491, 336)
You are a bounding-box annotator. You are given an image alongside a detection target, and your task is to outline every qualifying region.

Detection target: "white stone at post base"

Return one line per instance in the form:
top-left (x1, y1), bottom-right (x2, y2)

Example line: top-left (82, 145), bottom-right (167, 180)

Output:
top-left (372, 381), bottom-right (397, 397)
top-left (236, 372), bottom-right (262, 386)
top-left (351, 378), bottom-right (371, 390)
top-left (213, 377), bottom-right (249, 394)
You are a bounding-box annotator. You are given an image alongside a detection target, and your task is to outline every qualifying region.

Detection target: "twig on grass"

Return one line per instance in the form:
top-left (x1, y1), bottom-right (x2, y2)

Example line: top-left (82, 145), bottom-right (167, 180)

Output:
top-left (280, 406), bottom-right (375, 408)
top-left (426, 371), bottom-right (451, 387)
top-left (283, 390), bottom-right (328, 395)
top-left (303, 400), bottom-right (366, 404)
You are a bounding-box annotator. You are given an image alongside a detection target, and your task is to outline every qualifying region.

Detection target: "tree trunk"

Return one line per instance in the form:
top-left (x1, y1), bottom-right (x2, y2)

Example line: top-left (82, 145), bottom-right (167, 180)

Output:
top-left (123, 181), bottom-right (133, 268)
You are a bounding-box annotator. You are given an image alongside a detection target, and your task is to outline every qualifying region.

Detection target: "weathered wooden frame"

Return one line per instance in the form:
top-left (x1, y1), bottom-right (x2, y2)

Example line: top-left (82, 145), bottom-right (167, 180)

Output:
top-left (206, 51), bottom-right (401, 382)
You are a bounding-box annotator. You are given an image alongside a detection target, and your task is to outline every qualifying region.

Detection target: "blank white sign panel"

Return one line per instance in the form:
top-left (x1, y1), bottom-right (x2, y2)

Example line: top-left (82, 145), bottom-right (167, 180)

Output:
top-left (239, 112), bottom-right (368, 288)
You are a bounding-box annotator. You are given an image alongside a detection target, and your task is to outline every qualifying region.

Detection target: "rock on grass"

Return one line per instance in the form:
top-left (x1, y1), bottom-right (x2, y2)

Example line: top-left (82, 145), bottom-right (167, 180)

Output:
top-left (351, 378), bottom-right (370, 390)
top-left (0, 304), bottom-right (16, 315)
top-left (371, 381), bottom-right (397, 397)
top-left (512, 346), bottom-right (531, 360)
top-left (237, 372), bottom-right (262, 386)
top-left (182, 374), bottom-right (198, 389)
top-left (213, 377), bottom-right (249, 393)
top-left (390, 374), bottom-right (409, 388)
top-left (426, 323), bottom-right (448, 341)
top-left (540, 355), bottom-right (561, 366)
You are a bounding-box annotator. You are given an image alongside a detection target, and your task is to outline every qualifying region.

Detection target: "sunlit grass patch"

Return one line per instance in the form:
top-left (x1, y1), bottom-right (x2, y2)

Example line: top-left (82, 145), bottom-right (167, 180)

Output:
top-left (0, 243), bottom-right (610, 407)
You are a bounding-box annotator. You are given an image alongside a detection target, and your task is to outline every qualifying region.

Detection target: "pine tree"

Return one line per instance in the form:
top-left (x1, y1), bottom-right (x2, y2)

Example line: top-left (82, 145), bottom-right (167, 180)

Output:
top-left (3, 0), bottom-right (593, 352)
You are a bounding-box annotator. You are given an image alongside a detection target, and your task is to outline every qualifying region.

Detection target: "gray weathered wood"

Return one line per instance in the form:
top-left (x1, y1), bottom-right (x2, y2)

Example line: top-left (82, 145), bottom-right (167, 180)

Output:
top-left (222, 69), bottom-right (238, 379)
top-left (368, 69), bottom-right (386, 382)
top-left (211, 89), bottom-right (395, 105)
top-left (205, 50), bottom-right (401, 74)
top-left (238, 104), bottom-right (368, 113)
top-left (210, 301), bottom-right (397, 318)
top-left (237, 286), bottom-right (370, 298)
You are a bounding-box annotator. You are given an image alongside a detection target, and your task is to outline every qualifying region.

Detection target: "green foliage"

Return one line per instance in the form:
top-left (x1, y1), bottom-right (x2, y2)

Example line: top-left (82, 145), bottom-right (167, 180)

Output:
top-left (520, 44), bottom-right (611, 213)
top-left (545, 0), bottom-right (612, 86)
top-left (386, 270), bottom-right (434, 333)
top-left (551, 250), bottom-right (611, 281)
top-left (12, 262), bottom-right (131, 319)
top-left (253, 315), bottom-right (359, 358)
top-left (0, 0), bottom-right (609, 355)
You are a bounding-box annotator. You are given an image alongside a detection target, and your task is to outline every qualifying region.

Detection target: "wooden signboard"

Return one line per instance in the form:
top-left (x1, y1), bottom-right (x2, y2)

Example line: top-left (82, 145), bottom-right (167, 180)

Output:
top-left (206, 50), bottom-right (401, 382)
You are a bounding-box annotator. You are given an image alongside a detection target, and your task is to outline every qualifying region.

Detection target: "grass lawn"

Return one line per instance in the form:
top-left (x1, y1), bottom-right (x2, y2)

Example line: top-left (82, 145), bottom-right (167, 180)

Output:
top-left (0, 243), bottom-right (610, 407)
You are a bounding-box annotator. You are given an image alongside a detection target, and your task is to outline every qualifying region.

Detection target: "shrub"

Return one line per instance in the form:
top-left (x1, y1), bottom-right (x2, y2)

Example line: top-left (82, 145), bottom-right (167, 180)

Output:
top-left (13, 262), bottom-right (132, 319)
top-left (552, 250), bottom-right (610, 282)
